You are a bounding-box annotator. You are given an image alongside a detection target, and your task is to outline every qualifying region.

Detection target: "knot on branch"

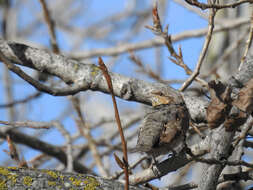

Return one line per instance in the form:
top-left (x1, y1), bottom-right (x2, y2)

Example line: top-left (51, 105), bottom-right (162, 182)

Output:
top-left (120, 82), bottom-right (133, 100)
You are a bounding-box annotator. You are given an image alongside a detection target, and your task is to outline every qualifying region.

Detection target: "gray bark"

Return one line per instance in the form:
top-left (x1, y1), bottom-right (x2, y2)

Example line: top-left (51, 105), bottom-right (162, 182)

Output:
top-left (0, 39), bottom-right (253, 189)
top-left (0, 166), bottom-right (147, 190)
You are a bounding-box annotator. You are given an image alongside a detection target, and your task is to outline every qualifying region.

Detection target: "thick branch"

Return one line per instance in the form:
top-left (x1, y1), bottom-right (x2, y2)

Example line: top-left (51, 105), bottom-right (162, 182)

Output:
top-left (197, 59), bottom-right (253, 190)
top-left (0, 166), bottom-right (147, 190)
top-left (0, 38), bottom-right (182, 106)
top-left (130, 138), bottom-right (209, 185)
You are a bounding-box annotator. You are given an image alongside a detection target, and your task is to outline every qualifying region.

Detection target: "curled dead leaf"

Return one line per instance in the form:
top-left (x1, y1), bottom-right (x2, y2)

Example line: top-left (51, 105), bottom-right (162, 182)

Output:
top-left (232, 78), bottom-right (253, 114)
top-left (207, 80), bottom-right (232, 129)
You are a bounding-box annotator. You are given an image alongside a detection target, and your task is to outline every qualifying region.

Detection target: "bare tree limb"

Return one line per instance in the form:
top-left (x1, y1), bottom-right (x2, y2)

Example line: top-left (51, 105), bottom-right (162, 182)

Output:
top-left (0, 38), bottom-right (183, 107)
top-left (69, 18), bottom-right (249, 59)
top-left (0, 130), bottom-right (93, 174)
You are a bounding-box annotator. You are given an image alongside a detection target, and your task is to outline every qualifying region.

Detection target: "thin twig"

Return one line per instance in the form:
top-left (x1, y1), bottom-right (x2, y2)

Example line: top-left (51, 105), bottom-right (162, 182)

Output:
top-left (98, 130), bottom-right (138, 158)
top-left (173, 0), bottom-right (208, 20)
top-left (69, 18), bottom-right (249, 59)
top-left (240, 8), bottom-right (253, 70)
top-left (190, 122), bottom-right (206, 139)
top-left (0, 120), bottom-right (51, 129)
top-left (71, 97), bottom-right (109, 177)
top-left (201, 29), bottom-right (248, 79)
top-left (39, 0), bottom-right (60, 53)
top-left (111, 156), bottom-right (147, 180)
top-left (0, 129), bottom-right (93, 174)
top-left (52, 121), bottom-right (74, 172)
top-left (146, 2), bottom-right (208, 89)
top-left (39, 1), bottom-right (104, 174)
top-left (129, 51), bottom-right (163, 82)
top-left (5, 135), bottom-right (20, 163)
top-left (28, 154), bottom-right (50, 168)
top-left (194, 157), bottom-right (253, 168)
top-left (185, 0), bottom-right (253, 10)
top-left (4, 135), bottom-right (29, 168)
top-left (75, 114), bottom-right (142, 162)
top-left (2, 0), bottom-right (16, 121)
top-left (233, 119), bottom-right (253, 147)
top-left (0, 92), bottom-right (41, 108)
top-left (98, 57), bottom-right (129, 190)
top-left (180, 2), bottom-right (216, 91)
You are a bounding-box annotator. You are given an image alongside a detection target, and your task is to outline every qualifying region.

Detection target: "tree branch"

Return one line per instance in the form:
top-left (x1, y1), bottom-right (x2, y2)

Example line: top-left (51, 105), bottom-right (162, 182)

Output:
top-left (0, 130), bottom-right (93, 174)
top-left (0, 166), bottom-right (147, 190)
top-left (0, 38), bottom-right (183, 106)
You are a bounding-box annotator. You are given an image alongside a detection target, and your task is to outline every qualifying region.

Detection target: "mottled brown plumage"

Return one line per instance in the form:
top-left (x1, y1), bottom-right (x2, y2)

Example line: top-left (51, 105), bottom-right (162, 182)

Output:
top-left (134, 102), bottom-right (189, 158)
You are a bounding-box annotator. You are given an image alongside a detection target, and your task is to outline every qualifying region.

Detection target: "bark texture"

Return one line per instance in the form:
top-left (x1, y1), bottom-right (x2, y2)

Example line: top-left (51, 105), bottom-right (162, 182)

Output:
top-left (0, 166), bottom-right (147, 190)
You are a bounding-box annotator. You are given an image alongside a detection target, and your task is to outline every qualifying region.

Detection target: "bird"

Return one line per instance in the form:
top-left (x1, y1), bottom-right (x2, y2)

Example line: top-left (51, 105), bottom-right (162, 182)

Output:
top-left (133, 92), bottom-right (189, 162)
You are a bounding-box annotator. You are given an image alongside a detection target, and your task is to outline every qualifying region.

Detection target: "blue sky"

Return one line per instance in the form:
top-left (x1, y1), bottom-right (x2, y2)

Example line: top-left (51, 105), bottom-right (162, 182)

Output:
top-left (5, 1), bottom-right (253, 189)
top-left (0, 0), bottom-right (206, 162)
top-left (0, 0), bottom-right (211, 186)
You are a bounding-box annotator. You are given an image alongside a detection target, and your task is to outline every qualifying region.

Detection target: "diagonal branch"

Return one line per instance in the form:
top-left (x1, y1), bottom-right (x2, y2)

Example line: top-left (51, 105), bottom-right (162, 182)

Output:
top-left (0, 38), bottom-right (182, 106)
top-left (180, 2), bottom-right (216, 91)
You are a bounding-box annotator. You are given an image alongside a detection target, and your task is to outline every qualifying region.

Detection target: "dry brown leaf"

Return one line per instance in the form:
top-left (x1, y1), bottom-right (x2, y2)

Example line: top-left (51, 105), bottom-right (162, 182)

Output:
top-left (233, 78), bottom-right (253, 114)
top-left (207, 81), bottom-right (232, 129)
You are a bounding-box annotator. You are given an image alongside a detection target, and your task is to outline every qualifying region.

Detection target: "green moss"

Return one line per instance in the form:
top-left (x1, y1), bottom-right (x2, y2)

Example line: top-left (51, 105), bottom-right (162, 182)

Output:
top-left (48, 181), bottom-right (57, 186)
top-left (91, 64), bottom-right (101, 77)
top-left (23, 176), bottom-right (33, 186)
top-left (69, 176), bottom-right (82, 186)
top-left (0, 167), bottom-right (17, 187)
top-left (73, 63), bottom-right (80, 72)
top-left (0, 168), bottom-right (9, 176)
top-left (0, 178), bottom-right (7, 190)
top-left (45, 170), bottom-right (58, 179)
top-left (59, 175), bottom-right (64, 180)
top-left (83, 176), bottom-right (100, 190)
top-left (7, 174), bottom-right (17, 186)
top-left (68, 176), bottom-right (99, 189)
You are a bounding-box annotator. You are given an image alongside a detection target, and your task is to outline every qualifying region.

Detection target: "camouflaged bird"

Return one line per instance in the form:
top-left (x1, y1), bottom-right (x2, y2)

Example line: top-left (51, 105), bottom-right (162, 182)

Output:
top-left (134, 92), bottom-right (189, 159)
